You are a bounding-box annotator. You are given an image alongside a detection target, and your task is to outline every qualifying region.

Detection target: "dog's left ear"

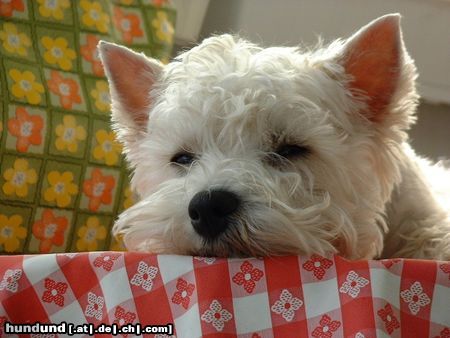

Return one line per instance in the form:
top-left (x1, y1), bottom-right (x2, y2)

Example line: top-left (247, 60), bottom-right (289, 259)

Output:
top-left (340, 13), bottom-right (416, 123)
top-left (98, 41), bottom-right (163, 147)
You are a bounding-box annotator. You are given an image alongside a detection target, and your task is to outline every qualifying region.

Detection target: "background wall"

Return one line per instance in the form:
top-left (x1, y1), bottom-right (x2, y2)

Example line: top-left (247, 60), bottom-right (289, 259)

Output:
top-left (196, 0), bottom-right (450, 161)
top-left (410, 102), bottom-right (450, 161)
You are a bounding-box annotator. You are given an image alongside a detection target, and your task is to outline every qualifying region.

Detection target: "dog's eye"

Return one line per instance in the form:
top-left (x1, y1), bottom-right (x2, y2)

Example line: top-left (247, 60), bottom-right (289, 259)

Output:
top-left (265, 144), bottom-right (309, 168)
top-left (275, 144), bottom-right (309, 160)
top-left (171, 152), bottom-right (196, 165)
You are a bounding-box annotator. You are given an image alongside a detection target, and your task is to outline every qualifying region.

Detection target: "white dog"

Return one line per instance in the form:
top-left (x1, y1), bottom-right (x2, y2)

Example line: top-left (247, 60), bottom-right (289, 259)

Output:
top-left (98, 14), bottom-right (450, 260)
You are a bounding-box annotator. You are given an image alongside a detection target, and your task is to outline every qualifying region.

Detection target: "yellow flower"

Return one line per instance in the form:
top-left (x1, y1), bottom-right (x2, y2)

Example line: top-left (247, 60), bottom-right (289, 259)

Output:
top-left (9, 69), bottom-right (44, 105)
top-left (90, 80), bottom-right (111, 112)
top-left (43, 171), bottom-right (78, 207)
top-left (0, 214), bottom-right (26, 252)
top-left (37, 0), bottom-right (70, 20)
top-left (76, 216), bottom-right (107, 251)
top-left (80, 0), bottom-right (110, 33)
top-left (93, 130), bottom-right (122, 166)
top-left (2, 158), bottom-right (37, 197)
top-left (152, 11), bottom-right (174, 44)
top-left (0, 22), bottom-right (31, 56)
top-left (55, 115), bottom-right (87, 153)
top-left (123, 186), bottom-right (136, 209)
top-left (41, 36), bottom-right (76, 71)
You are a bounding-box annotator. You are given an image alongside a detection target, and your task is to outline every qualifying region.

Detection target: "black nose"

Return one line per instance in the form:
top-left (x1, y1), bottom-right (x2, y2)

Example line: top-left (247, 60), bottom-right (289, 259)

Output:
top-left (188, 190), bottom-right (240, 239)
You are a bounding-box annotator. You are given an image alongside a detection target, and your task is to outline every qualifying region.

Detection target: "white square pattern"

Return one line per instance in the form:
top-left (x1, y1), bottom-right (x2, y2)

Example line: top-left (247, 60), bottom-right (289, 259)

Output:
top-left (99, 267), bottom-right (134, 311)
top-left (23, 254), bottom-right (59, 285)
top-left (233, 293), bottom-right (272, 333)
top-left (158, 255), bottom-right (194, 284)
top-left (50, 300), bottom-right (86, 338)
top-left (369, 268), bottom-right (401, 308)
top-left (302, 278), bottom-right (340, 318)
top-left (430, 284), bottom-right (450, 326)
top-left (174, 303), bottom-right (202, 338)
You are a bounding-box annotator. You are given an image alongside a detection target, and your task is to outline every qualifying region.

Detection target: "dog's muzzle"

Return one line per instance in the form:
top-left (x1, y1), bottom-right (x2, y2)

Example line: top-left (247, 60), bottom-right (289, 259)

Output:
top-left (188, 190), bottom-right (240, 240)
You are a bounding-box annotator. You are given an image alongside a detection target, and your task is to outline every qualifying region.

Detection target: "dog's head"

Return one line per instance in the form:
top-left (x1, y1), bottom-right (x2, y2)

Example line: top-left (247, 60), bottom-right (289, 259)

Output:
top-left (99, 14), bottom-right (418, 259)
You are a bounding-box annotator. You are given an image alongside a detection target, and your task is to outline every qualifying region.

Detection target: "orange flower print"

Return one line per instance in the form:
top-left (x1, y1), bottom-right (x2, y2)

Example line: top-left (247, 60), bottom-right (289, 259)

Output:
top-left (152, 0), bottom-right (169, 6)
top-left (113, 7), bottom-right (143, 44)
top-left (47, 71), bottom-right (82, 109)
top-left (7, 107), bottom-right (44, 152)
top-left (83, 168), bottom-right (115, 212)
top-left (32, 209), bottom-right (68, 253)
top-left (81, 35), bottom-right (104, 76)
top-left (0, 0), bottom-right (24, 18)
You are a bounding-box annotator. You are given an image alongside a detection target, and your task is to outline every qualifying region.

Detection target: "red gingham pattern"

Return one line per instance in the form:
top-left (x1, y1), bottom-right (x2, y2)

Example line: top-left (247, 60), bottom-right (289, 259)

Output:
top-left (0, 253), bottom-right (449, 338)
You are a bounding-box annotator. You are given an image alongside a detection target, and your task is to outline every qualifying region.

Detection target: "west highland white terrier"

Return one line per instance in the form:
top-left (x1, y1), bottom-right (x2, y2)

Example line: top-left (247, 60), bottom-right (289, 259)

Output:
top-left (98, 14), bottom-right (450, 260)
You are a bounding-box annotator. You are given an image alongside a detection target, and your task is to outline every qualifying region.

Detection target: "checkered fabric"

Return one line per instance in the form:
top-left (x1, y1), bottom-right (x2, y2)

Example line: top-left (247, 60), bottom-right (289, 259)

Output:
top-left (0, 253), bottom-right (449, 338)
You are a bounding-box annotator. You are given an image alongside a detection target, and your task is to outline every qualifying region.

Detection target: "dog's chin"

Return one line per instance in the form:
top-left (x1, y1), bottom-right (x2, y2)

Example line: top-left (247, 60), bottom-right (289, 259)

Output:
top-left (127, 227), bottom-right (309, 258)
top-left (170, 241), bottom-right (283, 258)
top-left (172, 227), bottom-right (333, 258)
top-left (193, 245), bottom-right (239, 258)
top-left (193, 237), bottom-right (264, 258)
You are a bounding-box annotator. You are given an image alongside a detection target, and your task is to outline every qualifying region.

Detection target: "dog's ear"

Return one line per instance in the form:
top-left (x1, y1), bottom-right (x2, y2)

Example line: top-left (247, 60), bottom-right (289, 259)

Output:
top-left (340, 14), bottom-right (412, 123)
top-left (98, 41), bottom-right (163, 147)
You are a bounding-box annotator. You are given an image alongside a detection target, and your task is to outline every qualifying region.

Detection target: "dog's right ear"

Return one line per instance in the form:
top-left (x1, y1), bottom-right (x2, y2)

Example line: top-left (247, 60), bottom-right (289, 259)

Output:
top-left (98, 41), bottom-right (163, 148)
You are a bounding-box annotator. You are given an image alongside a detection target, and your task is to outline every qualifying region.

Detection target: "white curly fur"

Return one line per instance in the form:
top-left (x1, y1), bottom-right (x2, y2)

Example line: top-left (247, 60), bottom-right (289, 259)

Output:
top-left (99, 14), bottom-right (450, 260)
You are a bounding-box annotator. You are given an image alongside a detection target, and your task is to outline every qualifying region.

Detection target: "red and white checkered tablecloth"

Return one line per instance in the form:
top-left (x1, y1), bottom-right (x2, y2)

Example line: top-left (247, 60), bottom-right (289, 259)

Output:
top-left (0, 252), bottom-right (449, 338)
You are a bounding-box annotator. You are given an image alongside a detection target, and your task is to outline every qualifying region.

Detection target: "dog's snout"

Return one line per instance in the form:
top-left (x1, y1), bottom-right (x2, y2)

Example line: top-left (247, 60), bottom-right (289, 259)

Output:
top-left (188, 190), bottom-right (239, 239)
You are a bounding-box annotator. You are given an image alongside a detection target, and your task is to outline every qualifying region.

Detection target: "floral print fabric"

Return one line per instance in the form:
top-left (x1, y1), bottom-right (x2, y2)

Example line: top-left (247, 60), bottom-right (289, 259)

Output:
top-left (0, 0), bottom-right (176, 253)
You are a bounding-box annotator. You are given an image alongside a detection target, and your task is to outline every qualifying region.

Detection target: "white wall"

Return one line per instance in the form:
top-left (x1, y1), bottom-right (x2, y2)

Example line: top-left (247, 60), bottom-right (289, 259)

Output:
top-left (410, 101), bottom-right (450, 160)
top-left (172, 0), bottom-right (210, 44)
top-left (201, 0), bottom-right (450, 105)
